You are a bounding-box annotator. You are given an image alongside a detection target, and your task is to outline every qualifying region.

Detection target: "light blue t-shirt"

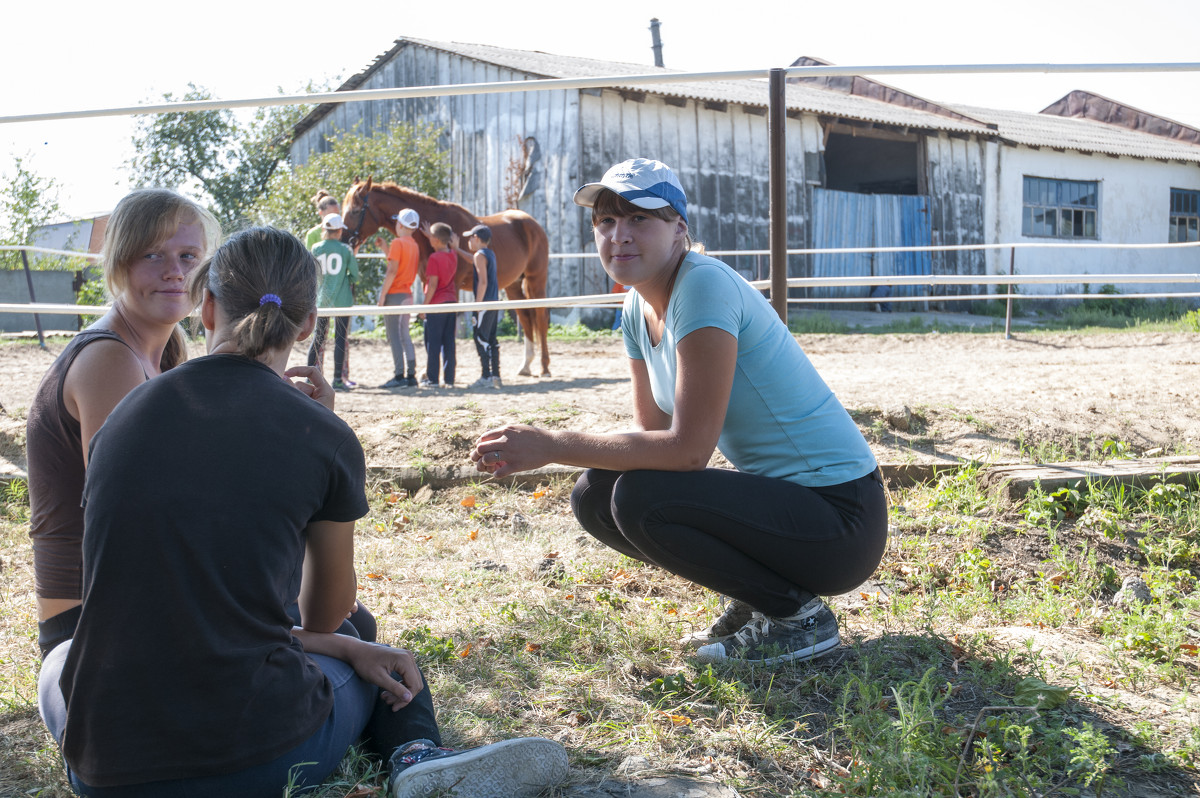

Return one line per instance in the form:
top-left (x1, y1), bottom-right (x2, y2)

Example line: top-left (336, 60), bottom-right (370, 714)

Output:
top-left (623, 251), bottom-right (876, 487)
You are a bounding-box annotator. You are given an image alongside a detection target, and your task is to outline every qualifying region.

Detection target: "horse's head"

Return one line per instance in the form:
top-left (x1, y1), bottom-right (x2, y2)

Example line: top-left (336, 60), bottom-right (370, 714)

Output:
top-left (340, 177), bottom-right (377, 248)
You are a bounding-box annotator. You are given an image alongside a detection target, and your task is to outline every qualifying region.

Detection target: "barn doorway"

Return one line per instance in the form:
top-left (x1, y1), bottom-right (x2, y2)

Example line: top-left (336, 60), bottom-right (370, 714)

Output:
top-left (823, 131), bottom-right (920, 195)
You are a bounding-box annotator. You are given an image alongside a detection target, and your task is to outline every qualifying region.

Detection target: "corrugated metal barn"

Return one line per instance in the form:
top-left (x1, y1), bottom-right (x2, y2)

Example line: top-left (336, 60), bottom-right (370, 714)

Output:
top-left (290, 38), bottom-right (1200, 314)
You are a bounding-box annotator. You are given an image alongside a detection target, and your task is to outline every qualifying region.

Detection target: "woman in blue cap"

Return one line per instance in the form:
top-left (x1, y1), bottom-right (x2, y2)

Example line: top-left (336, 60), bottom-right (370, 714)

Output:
top-left (470, 158), bottom-right (886, 665)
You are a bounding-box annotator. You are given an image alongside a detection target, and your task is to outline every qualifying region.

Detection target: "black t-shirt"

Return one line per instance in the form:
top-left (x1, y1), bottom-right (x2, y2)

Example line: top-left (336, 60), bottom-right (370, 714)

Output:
top-left (59, 354), bottom-right (369, 787)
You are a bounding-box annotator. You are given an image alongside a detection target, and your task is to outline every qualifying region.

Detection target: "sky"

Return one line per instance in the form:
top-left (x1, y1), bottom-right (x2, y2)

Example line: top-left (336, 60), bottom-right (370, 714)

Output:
top-left (4, 0), bottom-right (1199, 221)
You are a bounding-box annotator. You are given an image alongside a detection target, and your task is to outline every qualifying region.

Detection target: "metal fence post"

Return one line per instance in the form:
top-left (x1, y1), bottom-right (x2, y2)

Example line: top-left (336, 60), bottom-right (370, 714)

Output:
top-left (768, 67), bottom-right (787, 323)
top-left (20, 249), bottom-right (46, 348)
top-left (1004, 246), bottom-right (1015, 340)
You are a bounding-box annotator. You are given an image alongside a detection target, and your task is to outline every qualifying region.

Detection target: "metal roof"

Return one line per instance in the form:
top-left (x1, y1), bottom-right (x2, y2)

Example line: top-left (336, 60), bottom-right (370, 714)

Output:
top-left (299, 38), bottom-right (1200, 164)
top-left (297, 37), bottom-right (997, 137)
top-left (947, 103), bottom-right (1200, 164)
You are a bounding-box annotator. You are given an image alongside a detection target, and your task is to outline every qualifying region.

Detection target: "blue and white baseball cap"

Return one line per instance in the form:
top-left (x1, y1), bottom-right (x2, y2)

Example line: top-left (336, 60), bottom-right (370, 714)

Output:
top-left (573, 158), bottom-right (688, 225)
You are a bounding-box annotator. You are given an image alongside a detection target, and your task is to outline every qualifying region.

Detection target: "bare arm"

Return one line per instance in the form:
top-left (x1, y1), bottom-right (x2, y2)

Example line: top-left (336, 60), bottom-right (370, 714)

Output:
top-left (379, 255), bottom-right (399, 305)
top-left (473, 251), bottom-right (488, 302)
top-left (470, 326), bottom-right (736, 475)
top-left (422, 274), bottom-right (440, 320)
top-left (298, 519), bottom-right (358, 634)
top-left (62, 340), bottom-right (148, 467)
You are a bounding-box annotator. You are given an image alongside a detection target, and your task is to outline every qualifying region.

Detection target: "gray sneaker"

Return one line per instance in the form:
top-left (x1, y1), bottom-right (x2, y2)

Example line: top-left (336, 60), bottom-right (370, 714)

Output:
top-left (694, 597), bottom-right (840, 665)
top-left (390, 737), bottom-right (568, 798)
top-left (679, 597), bottom-right (755, 648)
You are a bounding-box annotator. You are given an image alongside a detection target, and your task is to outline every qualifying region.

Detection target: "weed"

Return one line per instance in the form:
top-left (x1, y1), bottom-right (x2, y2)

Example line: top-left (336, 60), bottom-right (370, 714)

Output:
top-left (954, 547), bottom-right (996, 589)
top-left (3, 478), bottom-right (30, 523)
top-left (925, 464), bottom-right (992, 516)
top-left (397, 625), bottom-right (458, 663)
top-left (520, 401), bottom-right (579, 427)
top-left (1023, 484), bottom-right (1088, 527)
top-left (1096, 437), bottom-right (1133, 461)
top-left (408, 448), bottom-right (432, 481)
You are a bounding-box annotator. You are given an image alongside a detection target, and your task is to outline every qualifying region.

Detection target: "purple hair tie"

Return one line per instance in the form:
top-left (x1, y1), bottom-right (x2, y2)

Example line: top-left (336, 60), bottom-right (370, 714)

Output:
top-left (259, 293), bottom-right (282, 307)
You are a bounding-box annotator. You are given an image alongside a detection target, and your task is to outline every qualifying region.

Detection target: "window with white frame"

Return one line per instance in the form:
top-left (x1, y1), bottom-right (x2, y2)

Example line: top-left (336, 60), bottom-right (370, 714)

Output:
top-left (1022, 177), bottom-right (1098, 239)
top-left (1169, 188), bottom-right (1200, 243)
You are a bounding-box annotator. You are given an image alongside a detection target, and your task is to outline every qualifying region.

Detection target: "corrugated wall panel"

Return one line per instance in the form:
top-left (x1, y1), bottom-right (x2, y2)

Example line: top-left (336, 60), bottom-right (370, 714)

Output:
top-left (923, 133), bottom-right (986, 298)
top-left (811, 188), bottom-right (931, 300)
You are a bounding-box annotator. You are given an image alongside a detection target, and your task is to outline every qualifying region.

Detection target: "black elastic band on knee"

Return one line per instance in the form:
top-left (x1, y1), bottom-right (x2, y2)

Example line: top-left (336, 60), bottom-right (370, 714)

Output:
top-left (38, 604), bottom-right (82, 659)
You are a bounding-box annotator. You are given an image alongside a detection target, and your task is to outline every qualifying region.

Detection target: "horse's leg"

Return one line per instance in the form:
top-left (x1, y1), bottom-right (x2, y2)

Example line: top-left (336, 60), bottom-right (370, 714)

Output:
top-left (537, 305), bottom-right (551, 377)
top-left (506, 280), bottom-right (536, 377)
top-left (525, 271), bottom-right (551, 378)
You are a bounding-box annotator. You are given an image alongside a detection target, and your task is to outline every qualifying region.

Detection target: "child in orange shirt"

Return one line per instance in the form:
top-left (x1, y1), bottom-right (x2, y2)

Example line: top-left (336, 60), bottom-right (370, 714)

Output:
top-left (377, 208), bottom-right (420, 388)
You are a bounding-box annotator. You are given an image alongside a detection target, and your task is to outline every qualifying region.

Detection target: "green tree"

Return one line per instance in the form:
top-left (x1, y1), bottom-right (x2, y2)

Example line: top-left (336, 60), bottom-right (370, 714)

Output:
top-left (0, 156), bottom-right (69, 271)
top-left (128, 83), bottom-right (312, 228)
top-left (250, 120), bottom-right (450, 302)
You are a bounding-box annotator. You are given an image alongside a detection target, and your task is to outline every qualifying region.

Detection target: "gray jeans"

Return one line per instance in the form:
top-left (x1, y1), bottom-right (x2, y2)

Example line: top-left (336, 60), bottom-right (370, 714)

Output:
top-left (383, 292), bottom-right (416, 378)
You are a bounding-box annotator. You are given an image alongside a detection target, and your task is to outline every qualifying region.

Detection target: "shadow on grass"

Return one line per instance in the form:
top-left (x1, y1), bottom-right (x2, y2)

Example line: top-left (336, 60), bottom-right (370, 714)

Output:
top-left (661, 632), bottom-right (1198, 797)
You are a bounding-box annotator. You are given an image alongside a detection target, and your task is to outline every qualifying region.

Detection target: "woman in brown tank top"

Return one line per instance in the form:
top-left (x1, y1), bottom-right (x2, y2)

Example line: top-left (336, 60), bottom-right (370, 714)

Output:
top-left (25, 188), bottom-right (221, 656)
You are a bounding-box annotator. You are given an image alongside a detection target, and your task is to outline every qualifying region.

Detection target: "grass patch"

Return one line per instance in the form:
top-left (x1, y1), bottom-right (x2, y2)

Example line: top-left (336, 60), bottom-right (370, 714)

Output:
top-left (787, 312), bottom-right (1004, 336)
top-left (3, 464), bottom-right (1199, 795)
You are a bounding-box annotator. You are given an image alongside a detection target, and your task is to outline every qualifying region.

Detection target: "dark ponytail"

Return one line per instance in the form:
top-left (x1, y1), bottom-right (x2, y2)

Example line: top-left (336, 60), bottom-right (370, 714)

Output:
top-left (188, 227), bottom-right (318, 360)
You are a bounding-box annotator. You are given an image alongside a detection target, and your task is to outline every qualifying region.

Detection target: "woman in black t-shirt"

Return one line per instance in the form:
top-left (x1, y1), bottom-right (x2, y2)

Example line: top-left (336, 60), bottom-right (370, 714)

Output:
top-left (38, 227), bottom-right (567, 797)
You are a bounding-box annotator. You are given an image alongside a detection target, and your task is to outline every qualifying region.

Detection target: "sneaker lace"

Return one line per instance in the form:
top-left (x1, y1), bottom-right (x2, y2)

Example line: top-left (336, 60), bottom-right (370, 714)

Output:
top-left (729, 610), bottom-right (818, 647)
top-left (729, 612), bottom-right (773, 646)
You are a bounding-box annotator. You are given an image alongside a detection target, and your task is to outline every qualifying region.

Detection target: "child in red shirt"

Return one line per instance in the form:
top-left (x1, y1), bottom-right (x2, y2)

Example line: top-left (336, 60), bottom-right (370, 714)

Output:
top-left (421, 223), bottom-right (459, 387)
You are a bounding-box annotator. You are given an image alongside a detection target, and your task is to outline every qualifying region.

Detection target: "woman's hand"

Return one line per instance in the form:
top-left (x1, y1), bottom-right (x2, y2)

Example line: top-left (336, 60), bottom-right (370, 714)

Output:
top-left (346, 641), bottom-right (425, 711)
top-left (470, 424), bottom-right (553, 477)
top-left (283, 364), bottom-right (335, 410)
top-left (294, 630), bottom-right (425, 712)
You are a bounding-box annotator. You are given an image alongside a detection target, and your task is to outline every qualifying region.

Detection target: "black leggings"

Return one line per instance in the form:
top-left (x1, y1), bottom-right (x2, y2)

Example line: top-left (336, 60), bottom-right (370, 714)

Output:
top-left (571, 468), bottom-right (888, 617)
top-left (473, 309), bottom-right (500, 379)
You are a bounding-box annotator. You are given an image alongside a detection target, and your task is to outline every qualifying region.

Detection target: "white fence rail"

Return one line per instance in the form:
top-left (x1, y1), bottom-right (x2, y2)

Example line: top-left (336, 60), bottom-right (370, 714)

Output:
top-left (5, 60), bottom-right (1200, 331)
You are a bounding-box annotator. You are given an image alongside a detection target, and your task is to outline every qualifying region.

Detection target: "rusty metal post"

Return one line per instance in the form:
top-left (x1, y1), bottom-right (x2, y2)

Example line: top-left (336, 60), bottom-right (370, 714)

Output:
top-left (1004, 246), bottom-right (1015, 340)
top-left (20, 249), bottom-right (46, 348)
top-left (768, 67), bottom-right (787, 322)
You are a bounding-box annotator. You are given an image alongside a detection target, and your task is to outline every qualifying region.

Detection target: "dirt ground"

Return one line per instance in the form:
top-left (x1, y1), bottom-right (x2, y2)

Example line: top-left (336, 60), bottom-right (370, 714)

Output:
top-left (0, 323), bottom-right (1197, 474)
top-left (2, 323), bottom-right (1198, 795)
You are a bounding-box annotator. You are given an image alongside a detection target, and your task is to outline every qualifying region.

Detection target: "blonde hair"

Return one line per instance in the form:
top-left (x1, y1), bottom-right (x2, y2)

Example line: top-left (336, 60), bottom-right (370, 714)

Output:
top-left (429, 222), bottom-right (453, 244)
top-left (100, 189), bottom-right (222, 369)
top-left (189, 227), bottom-right (318, 361)
top-left (590, 189), bottom-right (702, 252)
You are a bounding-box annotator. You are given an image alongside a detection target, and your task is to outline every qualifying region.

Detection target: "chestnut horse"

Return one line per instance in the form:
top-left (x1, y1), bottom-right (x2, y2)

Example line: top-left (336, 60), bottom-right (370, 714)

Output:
top-left (341, 178), bottom-right (551, 377)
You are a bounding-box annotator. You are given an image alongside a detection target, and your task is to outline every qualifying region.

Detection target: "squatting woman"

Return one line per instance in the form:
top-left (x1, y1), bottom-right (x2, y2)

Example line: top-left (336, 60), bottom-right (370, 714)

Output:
top-left (471, 159), bottom-right (887, 665)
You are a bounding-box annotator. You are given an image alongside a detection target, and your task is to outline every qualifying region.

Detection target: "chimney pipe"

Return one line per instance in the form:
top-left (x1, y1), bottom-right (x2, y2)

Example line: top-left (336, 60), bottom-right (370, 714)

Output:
top-left (649, 18), bottom-right (664, 67)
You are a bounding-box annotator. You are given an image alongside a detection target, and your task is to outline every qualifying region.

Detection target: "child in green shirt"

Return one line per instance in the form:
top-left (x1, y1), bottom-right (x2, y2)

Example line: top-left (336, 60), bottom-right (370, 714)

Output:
top-left (307, 214), bottom-right (359, 391)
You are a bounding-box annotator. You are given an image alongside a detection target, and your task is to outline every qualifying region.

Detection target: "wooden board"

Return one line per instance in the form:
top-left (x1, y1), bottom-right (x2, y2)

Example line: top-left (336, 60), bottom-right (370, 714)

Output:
top-left (980, 456), bottom-right (1200, 500)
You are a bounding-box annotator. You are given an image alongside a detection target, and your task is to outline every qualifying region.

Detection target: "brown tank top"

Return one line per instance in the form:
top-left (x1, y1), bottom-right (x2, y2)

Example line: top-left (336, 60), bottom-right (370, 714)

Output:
top-left (26, 329), bottom-right (141, 599)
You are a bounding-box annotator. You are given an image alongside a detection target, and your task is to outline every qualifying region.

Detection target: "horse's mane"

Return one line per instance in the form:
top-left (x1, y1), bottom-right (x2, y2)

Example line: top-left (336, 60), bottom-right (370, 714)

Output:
top-left (363, 181), bottom-right (462, 212)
